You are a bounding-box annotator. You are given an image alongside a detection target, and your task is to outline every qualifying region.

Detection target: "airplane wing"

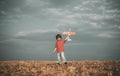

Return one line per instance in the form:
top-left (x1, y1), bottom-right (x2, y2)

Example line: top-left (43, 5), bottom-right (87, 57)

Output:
top-left (63, 32), bottom-right (76, 35)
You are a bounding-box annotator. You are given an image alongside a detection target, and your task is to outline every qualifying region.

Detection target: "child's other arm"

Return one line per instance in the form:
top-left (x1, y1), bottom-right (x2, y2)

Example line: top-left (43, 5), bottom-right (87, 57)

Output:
top-left (53, 48), bottom-right (57, 53)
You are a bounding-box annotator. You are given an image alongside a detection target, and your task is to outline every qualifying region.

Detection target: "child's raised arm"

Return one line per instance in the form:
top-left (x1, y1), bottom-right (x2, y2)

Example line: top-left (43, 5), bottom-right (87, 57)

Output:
top-left (65, 34), bottom-right (71, 40)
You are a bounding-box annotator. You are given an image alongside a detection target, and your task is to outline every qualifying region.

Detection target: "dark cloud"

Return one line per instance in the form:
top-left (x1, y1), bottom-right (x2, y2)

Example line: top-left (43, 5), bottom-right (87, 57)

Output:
top-left (48, 0), bottom-right (73, 7)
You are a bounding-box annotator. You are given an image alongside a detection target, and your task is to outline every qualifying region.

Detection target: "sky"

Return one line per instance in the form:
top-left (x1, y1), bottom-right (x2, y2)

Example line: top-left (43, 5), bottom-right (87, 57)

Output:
top-left (0, 0), bottom-right (120, 60)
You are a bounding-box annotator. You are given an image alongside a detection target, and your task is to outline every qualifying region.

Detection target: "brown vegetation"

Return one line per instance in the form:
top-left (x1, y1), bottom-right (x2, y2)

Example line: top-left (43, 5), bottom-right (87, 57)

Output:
top-left (0, 61), bottom-right (120, 76)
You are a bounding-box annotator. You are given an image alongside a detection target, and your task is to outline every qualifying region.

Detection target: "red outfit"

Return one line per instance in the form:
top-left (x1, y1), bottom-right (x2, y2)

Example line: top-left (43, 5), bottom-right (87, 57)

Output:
top-left (55, 39), bottom-right (67, 53)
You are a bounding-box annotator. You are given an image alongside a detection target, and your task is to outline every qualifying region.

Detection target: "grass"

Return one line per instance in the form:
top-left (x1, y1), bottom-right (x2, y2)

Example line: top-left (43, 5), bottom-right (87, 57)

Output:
top-left (0, 60), bottom-right (120, 76)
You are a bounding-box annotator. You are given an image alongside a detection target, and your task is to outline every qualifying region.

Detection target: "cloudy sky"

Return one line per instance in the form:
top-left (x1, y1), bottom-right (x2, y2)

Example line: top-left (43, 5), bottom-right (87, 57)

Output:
top-left (0, 0), bottom-right (120, 60)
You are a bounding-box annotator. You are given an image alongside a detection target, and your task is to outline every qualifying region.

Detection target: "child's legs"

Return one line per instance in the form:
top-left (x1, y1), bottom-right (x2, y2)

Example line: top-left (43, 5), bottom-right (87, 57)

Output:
top-left (57, 53), bottom-right (62, 64)
top-left (61, 52), bottom-right (67, 62)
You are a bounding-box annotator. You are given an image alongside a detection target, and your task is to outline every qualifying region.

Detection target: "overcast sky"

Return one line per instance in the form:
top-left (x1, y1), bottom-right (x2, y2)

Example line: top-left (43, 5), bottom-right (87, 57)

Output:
top-left (0, 0), bottom-right (120, 60)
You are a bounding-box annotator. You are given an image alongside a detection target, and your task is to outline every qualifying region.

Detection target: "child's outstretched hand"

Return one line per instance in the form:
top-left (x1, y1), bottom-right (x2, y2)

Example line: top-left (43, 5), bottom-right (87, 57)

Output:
top-left (68, 33), bottom-right (71, 36)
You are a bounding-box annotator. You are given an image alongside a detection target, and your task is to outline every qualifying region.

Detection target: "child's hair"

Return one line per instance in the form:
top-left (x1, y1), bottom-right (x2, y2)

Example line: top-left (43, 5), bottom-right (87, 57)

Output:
top-left (56, 34), bottom-right (62, 40)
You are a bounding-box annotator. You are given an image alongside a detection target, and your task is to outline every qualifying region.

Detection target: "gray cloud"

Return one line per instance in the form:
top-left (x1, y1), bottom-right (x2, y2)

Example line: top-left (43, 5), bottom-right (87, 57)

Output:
top-left (0, 0), bottom-right (120, 60)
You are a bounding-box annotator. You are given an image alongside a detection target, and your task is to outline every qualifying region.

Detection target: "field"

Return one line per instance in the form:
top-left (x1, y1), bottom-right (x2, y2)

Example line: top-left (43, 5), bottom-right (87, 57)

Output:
top-left (0, 61), bottom-right (120, 76)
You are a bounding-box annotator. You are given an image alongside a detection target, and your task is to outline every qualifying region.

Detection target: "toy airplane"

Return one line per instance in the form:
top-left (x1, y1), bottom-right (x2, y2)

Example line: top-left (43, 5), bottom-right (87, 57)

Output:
top-left (63, 28), bottom-right (76, 41)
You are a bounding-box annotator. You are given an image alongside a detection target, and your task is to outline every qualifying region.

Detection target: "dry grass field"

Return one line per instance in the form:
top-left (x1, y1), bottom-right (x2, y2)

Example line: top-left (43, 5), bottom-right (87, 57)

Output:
top-left (0, 61), bottom-right (120, 76)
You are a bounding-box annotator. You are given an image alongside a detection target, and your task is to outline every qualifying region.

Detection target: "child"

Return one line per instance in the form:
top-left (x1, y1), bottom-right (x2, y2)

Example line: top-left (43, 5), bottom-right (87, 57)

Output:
top-left (53, 34), bottom-right (70, 64)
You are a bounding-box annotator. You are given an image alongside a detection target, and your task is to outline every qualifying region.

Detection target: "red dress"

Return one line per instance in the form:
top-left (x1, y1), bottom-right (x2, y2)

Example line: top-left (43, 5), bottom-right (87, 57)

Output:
top-left (55, 40), bottom-right (67, 53)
